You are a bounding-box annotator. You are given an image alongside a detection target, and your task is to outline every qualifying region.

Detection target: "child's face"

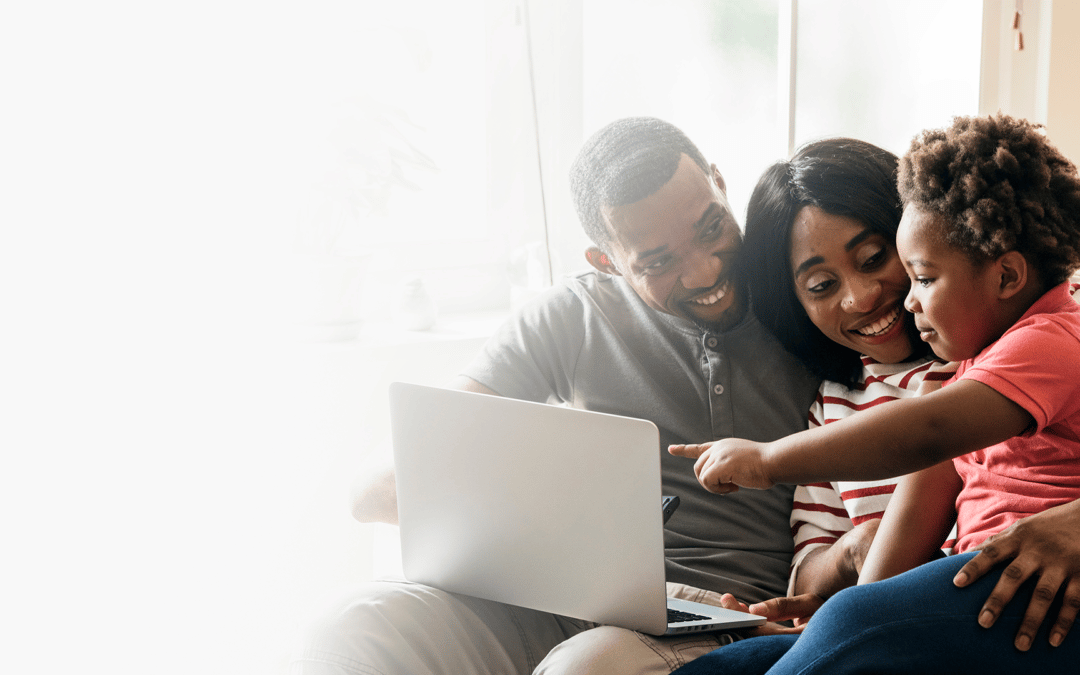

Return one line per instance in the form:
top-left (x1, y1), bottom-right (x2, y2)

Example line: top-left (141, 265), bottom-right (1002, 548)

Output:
top-left (896, 205), bottom-right (1002, 362)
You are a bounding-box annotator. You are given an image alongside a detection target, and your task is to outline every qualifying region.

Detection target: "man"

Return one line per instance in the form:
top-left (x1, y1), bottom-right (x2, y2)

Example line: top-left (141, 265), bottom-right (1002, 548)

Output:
top-left (290, 117), bottom-right (821, 674)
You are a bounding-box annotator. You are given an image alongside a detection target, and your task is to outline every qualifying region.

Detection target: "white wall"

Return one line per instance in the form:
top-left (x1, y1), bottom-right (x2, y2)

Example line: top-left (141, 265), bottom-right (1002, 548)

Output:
top-left (981, 0), bottom-right (1080, 162)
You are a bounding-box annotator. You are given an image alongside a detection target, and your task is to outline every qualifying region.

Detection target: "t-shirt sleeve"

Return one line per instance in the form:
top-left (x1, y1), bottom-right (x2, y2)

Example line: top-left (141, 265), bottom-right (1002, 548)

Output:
top-left (958, 317), bottom-right (1080, 432)
top-left (460, 285), bottom-right (587, 403)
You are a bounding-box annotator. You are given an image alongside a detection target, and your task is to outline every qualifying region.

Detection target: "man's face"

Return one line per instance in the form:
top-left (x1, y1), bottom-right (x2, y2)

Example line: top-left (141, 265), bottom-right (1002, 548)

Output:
top-left (598, 154), bottom-right (743, 330)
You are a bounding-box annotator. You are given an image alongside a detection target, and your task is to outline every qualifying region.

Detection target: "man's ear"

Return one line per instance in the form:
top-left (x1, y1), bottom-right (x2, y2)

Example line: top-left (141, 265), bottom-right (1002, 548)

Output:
top-left (585, 247), bottom-right (621, 276)
top-left (711, 164), bottom-right (727, 194)
top-left (995, 250), bottom-right (1029, 299)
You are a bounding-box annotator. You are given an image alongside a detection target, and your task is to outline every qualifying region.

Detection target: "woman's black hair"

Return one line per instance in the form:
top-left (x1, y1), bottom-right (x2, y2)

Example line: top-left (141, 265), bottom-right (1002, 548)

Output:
top-left (741, 137), bottom-right (923, 387)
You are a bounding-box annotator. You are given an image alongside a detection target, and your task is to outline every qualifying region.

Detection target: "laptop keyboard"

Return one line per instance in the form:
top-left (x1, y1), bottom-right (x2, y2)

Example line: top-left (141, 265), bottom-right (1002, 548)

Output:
top-left (668, 608), bottom-right (712, 623)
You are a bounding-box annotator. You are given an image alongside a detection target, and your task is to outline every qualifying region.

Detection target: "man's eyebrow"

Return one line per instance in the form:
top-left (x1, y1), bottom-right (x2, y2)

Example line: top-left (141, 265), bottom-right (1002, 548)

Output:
top-left (635, 243), bottom-right (668, 261)
top-left (694, 203), bottom-right (723, 232)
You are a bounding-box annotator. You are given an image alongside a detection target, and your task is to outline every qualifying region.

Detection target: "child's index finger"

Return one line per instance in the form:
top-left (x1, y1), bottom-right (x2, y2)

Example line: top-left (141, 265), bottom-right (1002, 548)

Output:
top-left (668, 443), bottom-right (706, 458)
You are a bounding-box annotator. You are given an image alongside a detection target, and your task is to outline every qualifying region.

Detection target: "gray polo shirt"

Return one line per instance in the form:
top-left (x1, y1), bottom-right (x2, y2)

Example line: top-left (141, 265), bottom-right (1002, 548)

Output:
top-left (462, 270), bottom-right (820, 603)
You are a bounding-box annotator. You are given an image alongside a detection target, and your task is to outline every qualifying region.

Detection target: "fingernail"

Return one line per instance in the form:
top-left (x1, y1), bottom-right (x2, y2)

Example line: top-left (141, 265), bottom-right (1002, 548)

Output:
top-left (1050, 631), bottom-right (1063, 647)
top-left (1015, 635), bottom-right (1031, 652)
top-left (979, 610), bottom-right (995, 628)
top-left (953, 571), bottom-right (968, 586)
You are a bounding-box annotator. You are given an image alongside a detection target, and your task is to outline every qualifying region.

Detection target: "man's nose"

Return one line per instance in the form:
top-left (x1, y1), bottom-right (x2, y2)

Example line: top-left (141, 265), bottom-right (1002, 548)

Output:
top-left (841, 276), bottom-right (880, 313)
top-left (680, 249), bottom-right (722, 290)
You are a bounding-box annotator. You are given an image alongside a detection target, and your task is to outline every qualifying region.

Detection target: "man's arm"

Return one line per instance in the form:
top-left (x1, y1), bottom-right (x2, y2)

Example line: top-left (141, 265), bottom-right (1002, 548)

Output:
top-left (350, 376), bottom-right (499, 525)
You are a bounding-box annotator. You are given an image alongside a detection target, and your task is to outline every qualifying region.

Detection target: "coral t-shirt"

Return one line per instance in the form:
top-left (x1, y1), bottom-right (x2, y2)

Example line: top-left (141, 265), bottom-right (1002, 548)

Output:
top-left (950, 282), bottom-right (1080, 553)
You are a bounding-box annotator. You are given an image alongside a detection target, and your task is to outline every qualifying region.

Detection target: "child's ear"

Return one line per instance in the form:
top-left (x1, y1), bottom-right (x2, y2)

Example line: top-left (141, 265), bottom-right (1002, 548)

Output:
top-left (995, 250), bottom-right (1029, 299)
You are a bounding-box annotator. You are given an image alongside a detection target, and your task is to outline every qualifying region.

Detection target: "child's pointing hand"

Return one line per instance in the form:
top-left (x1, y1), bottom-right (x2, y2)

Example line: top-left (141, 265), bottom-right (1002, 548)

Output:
top-left (668, 439), bottom-right (775, 494)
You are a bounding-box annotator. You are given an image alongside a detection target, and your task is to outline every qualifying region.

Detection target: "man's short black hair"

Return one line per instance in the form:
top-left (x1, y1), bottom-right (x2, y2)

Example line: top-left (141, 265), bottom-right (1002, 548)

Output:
top-left (570, 117), bottom-right (711, 248)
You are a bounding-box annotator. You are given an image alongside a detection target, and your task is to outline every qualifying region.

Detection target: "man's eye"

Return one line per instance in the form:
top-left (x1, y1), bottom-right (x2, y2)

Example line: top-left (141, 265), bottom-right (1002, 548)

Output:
top-left (702, 218), bottom-right (723, 239)
top-left (643, 258), bottom-right (670, 274)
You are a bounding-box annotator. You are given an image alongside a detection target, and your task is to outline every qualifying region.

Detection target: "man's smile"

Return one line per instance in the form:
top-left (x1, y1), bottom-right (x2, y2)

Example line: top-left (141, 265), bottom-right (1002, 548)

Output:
top-left (690, 280), bottom-right (730, 307)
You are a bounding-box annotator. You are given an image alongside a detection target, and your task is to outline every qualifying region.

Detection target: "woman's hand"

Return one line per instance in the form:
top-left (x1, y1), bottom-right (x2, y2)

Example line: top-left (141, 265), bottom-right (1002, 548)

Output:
top-left (953, 499), bottom-right (1080, 650)
top-left (746, 593), bottom-right (826, 628)
top-left (716, 593), bottom-right (808, 636)
top-left (668, 439), bottom-right (774, 494)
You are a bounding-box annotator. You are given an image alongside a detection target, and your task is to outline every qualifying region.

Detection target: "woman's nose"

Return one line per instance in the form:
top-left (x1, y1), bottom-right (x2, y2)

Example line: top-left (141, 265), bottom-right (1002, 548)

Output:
top-left (841, 277), bottom-right (880, 313)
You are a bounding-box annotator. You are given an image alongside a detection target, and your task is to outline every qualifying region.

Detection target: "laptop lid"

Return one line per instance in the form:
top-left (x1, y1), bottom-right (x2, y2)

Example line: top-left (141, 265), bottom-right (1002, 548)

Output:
top-left (389, 381), bottom-right (670, 634)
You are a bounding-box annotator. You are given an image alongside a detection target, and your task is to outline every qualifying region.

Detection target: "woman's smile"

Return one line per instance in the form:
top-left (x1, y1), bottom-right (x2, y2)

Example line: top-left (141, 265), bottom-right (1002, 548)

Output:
top-left (852, 305), bottom-right (902, 338)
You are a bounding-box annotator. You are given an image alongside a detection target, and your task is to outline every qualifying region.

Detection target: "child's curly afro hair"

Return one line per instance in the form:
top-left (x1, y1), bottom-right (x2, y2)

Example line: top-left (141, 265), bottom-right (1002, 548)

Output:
top-left (898, 114), bottom-right (1080, 287)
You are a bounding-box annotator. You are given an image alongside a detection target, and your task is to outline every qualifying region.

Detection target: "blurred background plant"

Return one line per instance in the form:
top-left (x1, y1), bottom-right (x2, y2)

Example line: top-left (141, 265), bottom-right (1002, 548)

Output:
top-left (295, 97), bottom-right (439, 257)
top-left (288, 96), bottom-right (439, 339)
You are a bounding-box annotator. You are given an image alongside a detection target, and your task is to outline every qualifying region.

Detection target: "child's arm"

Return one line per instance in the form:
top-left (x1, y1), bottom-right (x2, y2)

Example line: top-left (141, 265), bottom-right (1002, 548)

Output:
top-left (858, 461), bottom-right (962, 584)
top-left (669, 379), bottom-right (1032, 493)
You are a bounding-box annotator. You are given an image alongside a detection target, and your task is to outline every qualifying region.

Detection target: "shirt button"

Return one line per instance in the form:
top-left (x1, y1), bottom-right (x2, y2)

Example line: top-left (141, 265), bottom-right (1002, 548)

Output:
top-left (706, 337), bottom-right (718, 349)
top-left (713, 384), bottom-right (724, 395)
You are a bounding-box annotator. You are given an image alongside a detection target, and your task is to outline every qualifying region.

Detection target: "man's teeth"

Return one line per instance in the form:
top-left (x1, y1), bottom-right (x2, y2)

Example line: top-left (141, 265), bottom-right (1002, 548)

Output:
top-left (856, 306), bottom-right (900, 336)
top-left (692, 286), bottom-right (727, 306)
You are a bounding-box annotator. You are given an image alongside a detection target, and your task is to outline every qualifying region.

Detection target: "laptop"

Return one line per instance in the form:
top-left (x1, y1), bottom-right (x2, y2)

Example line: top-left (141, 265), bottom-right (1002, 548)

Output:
top-left (388, 382), bottom-right (767, 636)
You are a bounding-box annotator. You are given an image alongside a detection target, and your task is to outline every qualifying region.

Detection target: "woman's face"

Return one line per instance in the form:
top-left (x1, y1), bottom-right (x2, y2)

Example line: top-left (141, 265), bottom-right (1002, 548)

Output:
top-left (789, 205), bottom-right (916, 364)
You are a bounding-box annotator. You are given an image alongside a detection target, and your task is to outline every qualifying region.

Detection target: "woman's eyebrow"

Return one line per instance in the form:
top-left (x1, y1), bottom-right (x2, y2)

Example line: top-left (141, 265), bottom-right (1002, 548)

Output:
top-left (844, 228), bottom-right (875, 251)
top-left (793, 255), bottom-right (824, 279)
top-left (793, 227), bottom-right (877, 278)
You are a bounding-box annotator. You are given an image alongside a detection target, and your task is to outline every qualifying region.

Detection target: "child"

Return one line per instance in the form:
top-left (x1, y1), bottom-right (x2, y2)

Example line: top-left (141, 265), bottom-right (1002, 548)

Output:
top-left (671, 114), bottom-right (1080, 674)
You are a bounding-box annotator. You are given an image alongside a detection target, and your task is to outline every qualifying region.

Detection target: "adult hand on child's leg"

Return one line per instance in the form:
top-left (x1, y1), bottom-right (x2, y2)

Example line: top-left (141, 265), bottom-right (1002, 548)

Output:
top-left (953, 499), bottom-right (1080, 650)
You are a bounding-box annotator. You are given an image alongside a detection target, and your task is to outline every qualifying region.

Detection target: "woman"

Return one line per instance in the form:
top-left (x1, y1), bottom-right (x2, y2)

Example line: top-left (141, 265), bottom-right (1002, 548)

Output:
top-left (671, 136), bottom-right (1080, 673)
top-left (743, 137), bottom-right (956, 611)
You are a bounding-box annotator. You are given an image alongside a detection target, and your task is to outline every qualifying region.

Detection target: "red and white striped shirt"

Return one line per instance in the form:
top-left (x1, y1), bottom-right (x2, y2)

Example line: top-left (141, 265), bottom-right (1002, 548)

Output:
top-left (788, 283), bottom-right (1080, 594)
top-left (787, 356), bottom-right (957, 594)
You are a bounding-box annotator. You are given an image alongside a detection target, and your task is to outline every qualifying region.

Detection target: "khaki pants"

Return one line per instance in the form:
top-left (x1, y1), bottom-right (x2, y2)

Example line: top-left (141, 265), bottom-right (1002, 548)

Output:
top-left (289, 579), bottom-right (739, 675)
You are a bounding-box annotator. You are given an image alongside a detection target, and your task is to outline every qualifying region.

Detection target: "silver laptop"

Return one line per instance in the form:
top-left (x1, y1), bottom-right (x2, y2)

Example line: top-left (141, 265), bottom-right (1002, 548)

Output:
top-left (388, 382), bottom-right (766, 636)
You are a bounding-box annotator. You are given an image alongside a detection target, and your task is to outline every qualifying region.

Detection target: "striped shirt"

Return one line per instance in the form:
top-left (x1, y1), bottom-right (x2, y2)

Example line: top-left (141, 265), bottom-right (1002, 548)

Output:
top-left (788, 356), bottom-right (958, 594)
top-left (788, 283), bottom-right (1080, 594)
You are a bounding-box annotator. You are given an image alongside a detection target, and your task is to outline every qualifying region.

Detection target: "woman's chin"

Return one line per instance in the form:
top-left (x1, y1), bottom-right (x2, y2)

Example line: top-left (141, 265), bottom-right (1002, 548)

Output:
top-left (853, 334), bottom-right (917, 364)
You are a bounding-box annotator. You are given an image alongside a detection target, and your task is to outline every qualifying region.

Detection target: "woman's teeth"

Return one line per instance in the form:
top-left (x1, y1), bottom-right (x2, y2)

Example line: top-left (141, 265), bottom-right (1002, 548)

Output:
top-left (856, 306), bottom-right (900, 336)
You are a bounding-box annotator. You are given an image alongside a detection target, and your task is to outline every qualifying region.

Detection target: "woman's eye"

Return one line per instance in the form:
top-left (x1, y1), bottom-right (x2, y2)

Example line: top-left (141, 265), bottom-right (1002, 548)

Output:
top-left (917, 277), bottom-right (933, 287)
top-left (807, 279), bottom-right (835, 295)
top-left (861, 247), bottom-right (886, 269)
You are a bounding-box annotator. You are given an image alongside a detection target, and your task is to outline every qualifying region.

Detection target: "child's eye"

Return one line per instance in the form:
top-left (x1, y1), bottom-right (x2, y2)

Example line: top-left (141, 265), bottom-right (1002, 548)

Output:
top-left (916, 277), bottom-right (933, 287)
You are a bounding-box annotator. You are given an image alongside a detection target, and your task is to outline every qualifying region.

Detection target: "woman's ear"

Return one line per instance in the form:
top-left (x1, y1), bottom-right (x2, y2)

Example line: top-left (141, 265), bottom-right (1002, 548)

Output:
top-left (995, 250), bottom-right (1029, 299)
top-left (585, 247), bottom-right (621, 275)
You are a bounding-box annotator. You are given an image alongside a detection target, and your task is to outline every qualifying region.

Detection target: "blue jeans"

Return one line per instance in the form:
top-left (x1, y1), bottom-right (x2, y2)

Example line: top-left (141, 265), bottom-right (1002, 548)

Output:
top-left (673, 553), bottom-right (1078, 675)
